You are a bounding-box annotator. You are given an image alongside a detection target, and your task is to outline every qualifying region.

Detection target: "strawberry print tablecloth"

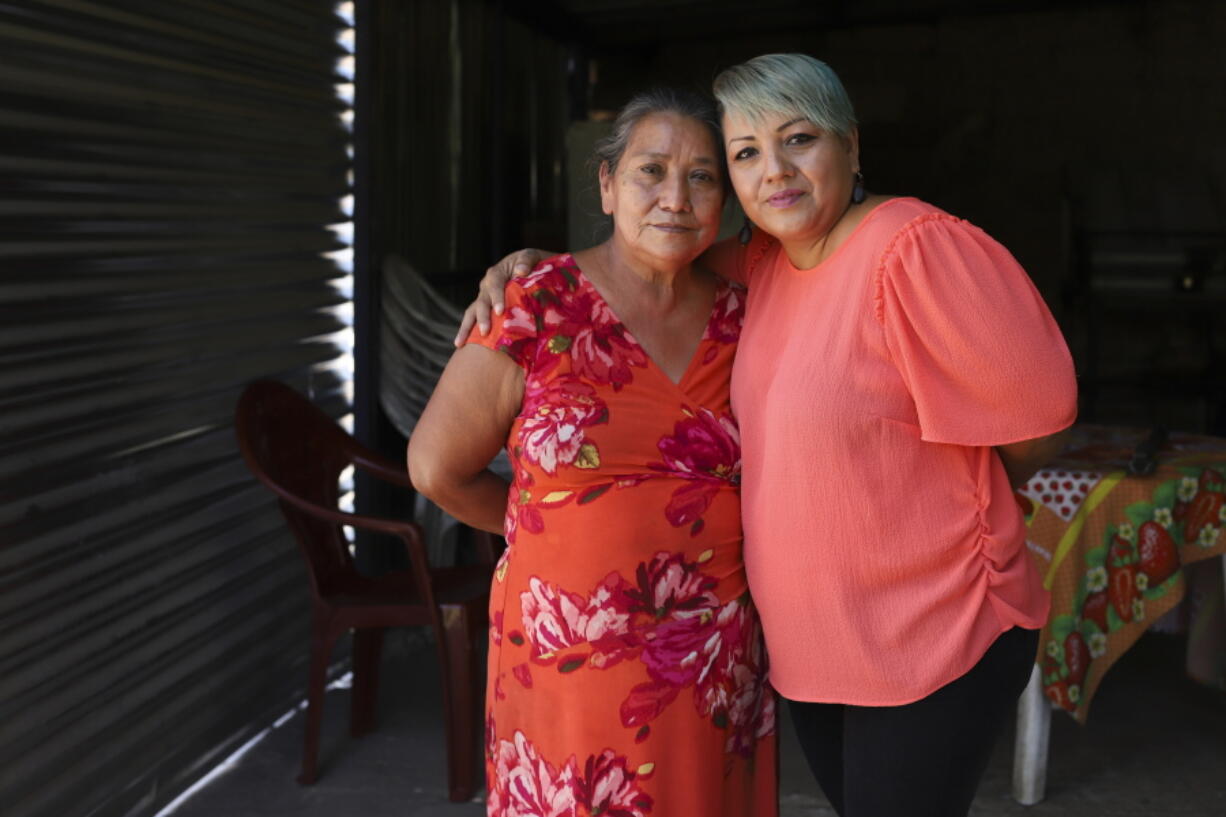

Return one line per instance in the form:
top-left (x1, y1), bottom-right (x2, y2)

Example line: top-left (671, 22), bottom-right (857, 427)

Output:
top-left (1018, 424), bottom-right (1226, 722)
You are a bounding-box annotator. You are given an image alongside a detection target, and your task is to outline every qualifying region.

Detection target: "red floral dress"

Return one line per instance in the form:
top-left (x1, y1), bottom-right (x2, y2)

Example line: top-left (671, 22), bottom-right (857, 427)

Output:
top-left (467, 254), bottom-right (777, 817)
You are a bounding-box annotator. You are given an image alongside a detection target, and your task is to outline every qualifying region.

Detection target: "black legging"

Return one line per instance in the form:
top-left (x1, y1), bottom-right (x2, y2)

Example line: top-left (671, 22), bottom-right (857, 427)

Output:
top-left (786, 626), bottom-right (1039, 817)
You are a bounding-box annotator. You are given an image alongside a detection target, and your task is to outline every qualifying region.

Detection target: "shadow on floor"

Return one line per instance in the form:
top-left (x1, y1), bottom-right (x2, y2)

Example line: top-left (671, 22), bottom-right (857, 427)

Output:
top-left (161, 630), bottom-right (1225, 817)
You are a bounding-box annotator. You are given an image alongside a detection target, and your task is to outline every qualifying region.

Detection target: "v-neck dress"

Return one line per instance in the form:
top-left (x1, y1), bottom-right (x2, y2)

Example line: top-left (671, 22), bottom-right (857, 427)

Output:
top-left (466, 254), bottom-right (777, 817)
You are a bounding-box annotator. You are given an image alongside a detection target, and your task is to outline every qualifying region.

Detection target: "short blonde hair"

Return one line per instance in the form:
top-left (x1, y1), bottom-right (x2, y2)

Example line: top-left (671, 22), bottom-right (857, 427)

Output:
top-left (713, 53), bottom-right (857, 140)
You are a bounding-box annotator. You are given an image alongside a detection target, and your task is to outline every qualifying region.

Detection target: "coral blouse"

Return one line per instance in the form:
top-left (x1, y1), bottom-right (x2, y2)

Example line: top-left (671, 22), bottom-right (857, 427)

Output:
top-left (728, 197), bottom-right (1077, 704)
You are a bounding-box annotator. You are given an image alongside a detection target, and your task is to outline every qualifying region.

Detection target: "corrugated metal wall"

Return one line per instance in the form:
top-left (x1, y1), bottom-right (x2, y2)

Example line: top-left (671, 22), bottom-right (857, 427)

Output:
top-left (0, 2), bottom-right (354, 816)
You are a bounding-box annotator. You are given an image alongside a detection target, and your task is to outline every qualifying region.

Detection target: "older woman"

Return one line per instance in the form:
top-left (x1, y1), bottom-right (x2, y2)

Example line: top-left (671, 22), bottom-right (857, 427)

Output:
top-left (465, 55), bottom-right (1077, 817)
top-left (408, 88), bottom-right (776, 817)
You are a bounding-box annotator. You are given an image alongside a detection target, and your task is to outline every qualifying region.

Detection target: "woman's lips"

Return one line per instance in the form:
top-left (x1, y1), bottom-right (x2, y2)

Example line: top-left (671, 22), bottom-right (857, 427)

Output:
top-left (651, 224), bottom-right (694, 233)
top-left (767, 190), bottom-right (804, 208)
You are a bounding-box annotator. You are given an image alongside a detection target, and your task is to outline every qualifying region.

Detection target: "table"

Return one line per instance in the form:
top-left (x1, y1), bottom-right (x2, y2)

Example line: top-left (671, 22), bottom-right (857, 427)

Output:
top-left (1011, 424), bottom-right (1226, 803)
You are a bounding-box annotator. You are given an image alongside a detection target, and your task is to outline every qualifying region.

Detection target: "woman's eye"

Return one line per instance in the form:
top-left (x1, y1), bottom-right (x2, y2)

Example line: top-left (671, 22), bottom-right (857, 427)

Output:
top-left (786, 132), bottom-right (816, 146)
top-left (640, 164), bottom-right (662, 176)
top-left (732, 147), bottom-right (756, 161)
top-left (691, 170), bottom-right (715, 183)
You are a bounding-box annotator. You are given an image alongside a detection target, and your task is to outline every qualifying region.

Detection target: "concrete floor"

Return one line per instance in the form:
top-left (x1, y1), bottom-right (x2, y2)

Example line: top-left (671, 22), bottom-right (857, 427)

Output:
top-left (161, 631), bottom-right (1226, 817)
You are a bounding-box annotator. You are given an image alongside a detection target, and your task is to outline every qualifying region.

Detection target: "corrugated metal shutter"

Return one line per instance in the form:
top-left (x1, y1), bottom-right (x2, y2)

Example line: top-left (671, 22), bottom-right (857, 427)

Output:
top-left (0, 3), bottom-right (354, 816)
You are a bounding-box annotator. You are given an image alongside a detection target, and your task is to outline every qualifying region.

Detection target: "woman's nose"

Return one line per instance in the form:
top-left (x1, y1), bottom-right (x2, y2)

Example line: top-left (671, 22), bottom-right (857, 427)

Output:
top-left (658, 174), bottom-right (692, 212)
top-left (764, 149), bottom-right (793, 183)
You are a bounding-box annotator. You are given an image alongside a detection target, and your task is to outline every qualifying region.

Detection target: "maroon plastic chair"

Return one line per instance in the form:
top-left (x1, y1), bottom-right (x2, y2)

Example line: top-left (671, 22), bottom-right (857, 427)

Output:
top-left (235, 380), bottom-right (493, 801)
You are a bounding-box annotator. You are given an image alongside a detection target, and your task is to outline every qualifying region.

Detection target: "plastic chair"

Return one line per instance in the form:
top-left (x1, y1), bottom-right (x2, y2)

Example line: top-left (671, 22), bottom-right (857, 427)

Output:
top-left (235, 380), bottom-right (493, 801)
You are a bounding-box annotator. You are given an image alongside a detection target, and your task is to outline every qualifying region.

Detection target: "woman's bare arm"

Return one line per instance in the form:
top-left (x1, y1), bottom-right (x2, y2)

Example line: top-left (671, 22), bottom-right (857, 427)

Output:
top-left (995, 429), bottom-right (1070, 490)
top-left (407, 345), bottom-right (525, 533)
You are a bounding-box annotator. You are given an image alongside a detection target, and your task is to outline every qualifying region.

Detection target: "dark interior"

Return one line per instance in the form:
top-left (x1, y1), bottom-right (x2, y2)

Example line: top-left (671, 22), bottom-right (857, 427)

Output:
top-left (368, 0), bottom-right (1226, 434)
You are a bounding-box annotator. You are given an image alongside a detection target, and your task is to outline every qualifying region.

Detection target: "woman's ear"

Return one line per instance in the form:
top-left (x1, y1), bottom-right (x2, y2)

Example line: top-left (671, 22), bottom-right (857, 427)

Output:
top-left (598, 161), bottom-right (615, 216)
top-left (846, 126), bottom-right (861, 175)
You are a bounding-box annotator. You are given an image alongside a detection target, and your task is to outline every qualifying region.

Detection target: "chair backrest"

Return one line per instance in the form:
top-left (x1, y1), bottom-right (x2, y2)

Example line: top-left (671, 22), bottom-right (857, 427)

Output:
top-left (235, 380), bottom-right (358, 598)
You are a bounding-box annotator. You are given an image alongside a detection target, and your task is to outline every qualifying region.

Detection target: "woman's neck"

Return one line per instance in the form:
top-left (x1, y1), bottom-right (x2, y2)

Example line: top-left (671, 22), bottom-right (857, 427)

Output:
top-left (578, 239), bottom-right (698, 311)
top-left (777, 195), bottom-right (889, 270)
top-left (572, 237), bottom-right (718, 385)
top-left (779, 199), bottom-right (855, 270)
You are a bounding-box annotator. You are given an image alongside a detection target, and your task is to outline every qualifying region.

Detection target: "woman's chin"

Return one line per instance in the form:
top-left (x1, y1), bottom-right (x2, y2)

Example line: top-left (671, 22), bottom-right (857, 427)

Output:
top-left (623, 234), bottom-right (712, 268)
top-left (749, 213), bottom-right (821, 245)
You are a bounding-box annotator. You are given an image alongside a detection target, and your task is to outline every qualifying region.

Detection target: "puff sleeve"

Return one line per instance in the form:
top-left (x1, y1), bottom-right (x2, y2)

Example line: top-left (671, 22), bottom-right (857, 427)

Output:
top-left (875, 213), bottom-right (1077, 446)
top-left (464, 275), bottom-right (542, 370)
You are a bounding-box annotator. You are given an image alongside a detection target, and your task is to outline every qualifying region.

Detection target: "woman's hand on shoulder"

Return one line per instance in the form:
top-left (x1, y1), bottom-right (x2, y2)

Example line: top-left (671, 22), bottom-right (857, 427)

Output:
top-left (454, 248), bottom-right (554, 346)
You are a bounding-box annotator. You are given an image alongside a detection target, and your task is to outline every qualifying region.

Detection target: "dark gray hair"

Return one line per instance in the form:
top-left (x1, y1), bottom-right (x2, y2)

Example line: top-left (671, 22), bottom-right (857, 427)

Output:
top-left (714, 53), bottom-right (857, 140)
top-left (592, 87), bottom-right (727, 188)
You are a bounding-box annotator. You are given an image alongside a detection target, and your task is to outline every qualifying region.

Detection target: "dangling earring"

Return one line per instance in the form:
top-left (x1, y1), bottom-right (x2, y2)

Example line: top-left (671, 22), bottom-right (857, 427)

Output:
top-left (851, 171), bottom-right (866, 205)
top-left (738, 217), bottom-right (753, 245)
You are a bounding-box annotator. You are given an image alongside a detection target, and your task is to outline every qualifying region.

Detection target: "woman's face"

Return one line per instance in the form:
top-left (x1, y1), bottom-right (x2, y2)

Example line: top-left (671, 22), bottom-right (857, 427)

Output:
top-left (599, 111), bottom-right (726, 268)
top-left (722, 108), bottom-right (859, 248)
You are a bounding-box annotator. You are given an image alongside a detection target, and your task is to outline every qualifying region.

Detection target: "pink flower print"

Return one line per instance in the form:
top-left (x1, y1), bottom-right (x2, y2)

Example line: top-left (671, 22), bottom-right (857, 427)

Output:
top-left (585, 576), bottom-right (646, 671)
top-left (663, 480), bottom-right (720, 531)
top-left (486, 713), bottom-right (499, 758)
top-left (492, 262), bottom-right (581, 375)
top-left (724, 667), bottom-right (776, 757)
top-left (587, 629), bottom-right (646, 672)
top-left (755, 683), bottom-right (777, 739)
top-left (517, 502), bottom-right (545, 536)
top-left (562, 295), bottom-right (647, 390)
top-left (619, 678), bottom-right (682, 730)
top-left (702, 283), bottom-right (746, 349)
top-left (686, 601), bottom-right (775, 756)
top-left (582, 575), bottom-right (635, 645)
top-left (693, 602), bottom-right (748, 699)
top-left (520, 263), bottom-right (647, 389)
top-left (502, 501), bottom-right (520, 546)
top-left (652, 408), bottom-right (741, 529)
top-left (495, 262), bottom-right (566, 365)
top-left (719, 664), bottom-right (758, 755)
top-left (621, 551), bottom-right (720, 619)
top-left (504, 482), bottom-right (543, 542)
top-left (521, 578), bottom-right (591, 660)
top-left (519, 377), bottom-right (607, 475)
top-left (496, 302), bottom-right (545, 367)
top-left (654, 408), bottom-right (741, 482)
top-left (494, 731), bottom-right (579, 817)
top-left (490, 610), bottom-right (505, 646)
top-left (638, 614), bottom-right (717, 688)
top-left (519, 260), bottom-right (575, 312)
top-left (507, 260), bottom-right (645, 388)
top-left (575, 750), bottom-right (654, 817)
top-left (520, 575), bottom-right (631, 661)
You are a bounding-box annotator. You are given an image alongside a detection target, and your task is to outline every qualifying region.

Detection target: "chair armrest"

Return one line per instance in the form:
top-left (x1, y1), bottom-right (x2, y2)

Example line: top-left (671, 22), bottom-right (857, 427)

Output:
top-left (276, 488), bottom-right (420, 540)
top-left (278, 491), bottom-right (436, 585)
top-left (351, 446), bottom-right (415, 489)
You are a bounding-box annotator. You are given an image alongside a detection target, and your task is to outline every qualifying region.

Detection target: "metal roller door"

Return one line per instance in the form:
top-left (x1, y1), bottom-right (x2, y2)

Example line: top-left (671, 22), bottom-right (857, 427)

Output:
top-left (0, 2), bottom-right (356, 815)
